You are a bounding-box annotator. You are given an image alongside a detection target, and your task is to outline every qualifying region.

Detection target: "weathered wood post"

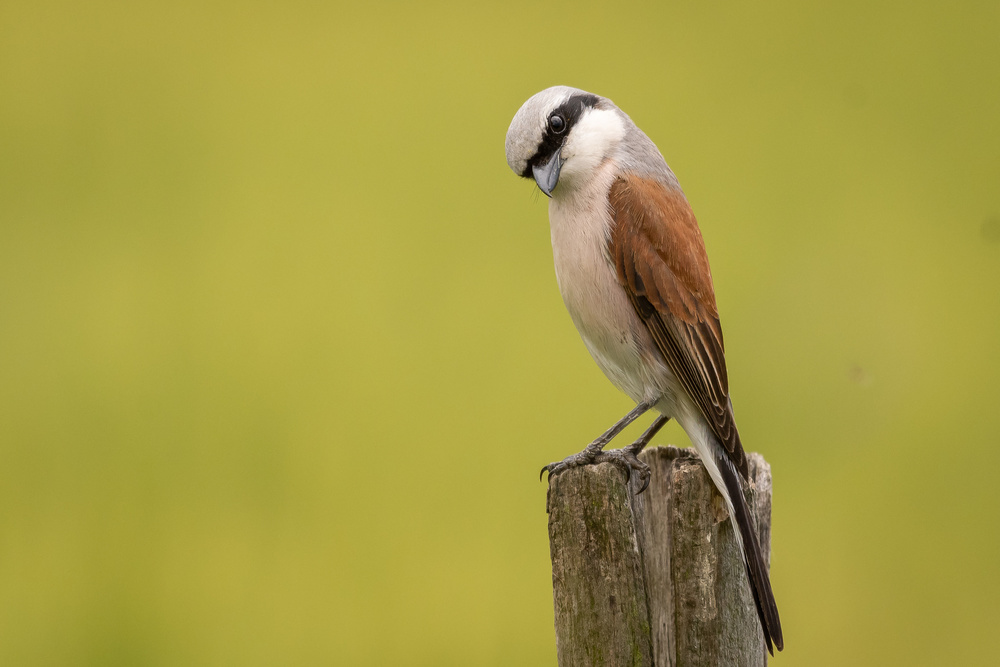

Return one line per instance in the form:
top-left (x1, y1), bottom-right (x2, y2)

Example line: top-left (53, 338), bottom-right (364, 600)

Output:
top-left (546, 445), bottom-right (774, 667)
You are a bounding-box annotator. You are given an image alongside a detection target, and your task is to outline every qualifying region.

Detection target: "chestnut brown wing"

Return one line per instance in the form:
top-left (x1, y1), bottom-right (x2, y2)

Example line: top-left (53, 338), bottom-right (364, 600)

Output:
top-left (608, 174), bottom-right (748, 477)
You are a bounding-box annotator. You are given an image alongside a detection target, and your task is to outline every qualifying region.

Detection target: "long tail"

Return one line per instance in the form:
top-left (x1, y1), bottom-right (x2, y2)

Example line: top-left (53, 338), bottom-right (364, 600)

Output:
top-left (714, 447), bottom-right (784, 654)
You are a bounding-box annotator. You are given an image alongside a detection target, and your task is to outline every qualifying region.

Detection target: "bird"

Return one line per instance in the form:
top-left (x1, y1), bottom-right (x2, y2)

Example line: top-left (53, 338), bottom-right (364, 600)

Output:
top-left (504, 86), bottom-right (783, 654)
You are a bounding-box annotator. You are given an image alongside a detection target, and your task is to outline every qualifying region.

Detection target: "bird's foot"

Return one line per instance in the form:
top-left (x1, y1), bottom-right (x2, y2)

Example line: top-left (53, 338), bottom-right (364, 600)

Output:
top-left (596, 447), bottom-right (652, 493)
top-left (541, 446), bottom-right (652, 494)
top-left (540, 447), bottom-right (599, 482)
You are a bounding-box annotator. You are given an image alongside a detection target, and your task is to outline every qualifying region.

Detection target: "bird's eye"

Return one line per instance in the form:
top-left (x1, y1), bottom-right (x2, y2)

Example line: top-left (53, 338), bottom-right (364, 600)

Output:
top-left (549, 114), bottom-right (566, 134)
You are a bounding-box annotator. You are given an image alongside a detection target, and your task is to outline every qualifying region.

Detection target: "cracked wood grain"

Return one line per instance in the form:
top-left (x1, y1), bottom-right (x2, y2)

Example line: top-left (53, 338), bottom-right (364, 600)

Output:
top-left (546, 446), bottom-right (773, 667)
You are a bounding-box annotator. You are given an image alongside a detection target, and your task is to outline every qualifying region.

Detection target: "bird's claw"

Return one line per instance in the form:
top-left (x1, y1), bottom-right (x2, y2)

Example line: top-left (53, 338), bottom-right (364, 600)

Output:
top-left (540, 447), bottom-right (651, 494)
top-left (540, 447), bottom-right (601, 483)
top-left (595, 448), bottom-right (652, 494)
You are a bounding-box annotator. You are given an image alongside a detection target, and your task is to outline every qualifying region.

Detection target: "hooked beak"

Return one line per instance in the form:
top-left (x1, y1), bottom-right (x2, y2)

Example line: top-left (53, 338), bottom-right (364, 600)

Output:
top-left (531, 150), bottom-right (564, 198)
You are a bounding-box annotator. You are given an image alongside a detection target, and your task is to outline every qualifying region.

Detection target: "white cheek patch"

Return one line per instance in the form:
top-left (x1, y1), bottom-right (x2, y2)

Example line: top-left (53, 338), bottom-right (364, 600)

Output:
top-left (560, 109), bottom-right (626, 184)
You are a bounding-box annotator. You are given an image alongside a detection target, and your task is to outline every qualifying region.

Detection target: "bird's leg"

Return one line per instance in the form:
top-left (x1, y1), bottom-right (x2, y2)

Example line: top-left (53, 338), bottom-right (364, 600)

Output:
top-left (594, 415), bottom-right (670, 493)
top-left (541, 399), bottom-right (658, 482)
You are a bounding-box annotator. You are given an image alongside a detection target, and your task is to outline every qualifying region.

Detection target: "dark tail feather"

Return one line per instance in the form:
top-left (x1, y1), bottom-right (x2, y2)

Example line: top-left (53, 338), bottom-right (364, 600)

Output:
top-left (716, 451), bottom-right (784, 654)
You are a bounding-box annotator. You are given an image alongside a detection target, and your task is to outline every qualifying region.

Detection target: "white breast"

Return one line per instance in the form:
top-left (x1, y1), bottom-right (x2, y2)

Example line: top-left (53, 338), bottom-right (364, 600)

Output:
top-left (548, 160), bottom-right (676, 406)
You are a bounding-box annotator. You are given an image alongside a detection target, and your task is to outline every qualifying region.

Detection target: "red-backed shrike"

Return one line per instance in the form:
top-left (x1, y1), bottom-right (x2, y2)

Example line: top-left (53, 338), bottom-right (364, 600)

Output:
top-left (505, 86), bottom-right (783, 653)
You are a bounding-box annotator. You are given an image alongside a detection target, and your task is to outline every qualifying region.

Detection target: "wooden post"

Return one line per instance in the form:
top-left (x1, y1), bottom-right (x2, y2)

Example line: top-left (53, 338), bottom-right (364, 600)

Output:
top-left (546, 446), bottom-right (774, 667)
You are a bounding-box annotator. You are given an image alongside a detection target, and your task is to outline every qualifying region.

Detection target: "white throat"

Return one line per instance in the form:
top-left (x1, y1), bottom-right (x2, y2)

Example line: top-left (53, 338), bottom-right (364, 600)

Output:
top-left (556, 108), bottom-right (626, 192)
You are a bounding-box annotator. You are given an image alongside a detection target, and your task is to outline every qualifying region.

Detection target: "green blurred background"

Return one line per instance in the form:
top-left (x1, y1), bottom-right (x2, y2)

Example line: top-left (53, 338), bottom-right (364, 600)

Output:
top-left (1, 0), bottom-right (998, 664)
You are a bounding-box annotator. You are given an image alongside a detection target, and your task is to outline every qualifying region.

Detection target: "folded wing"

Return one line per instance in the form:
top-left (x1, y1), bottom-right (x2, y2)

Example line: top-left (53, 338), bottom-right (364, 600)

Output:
top-left (608, 173), bottom-right (748, 478)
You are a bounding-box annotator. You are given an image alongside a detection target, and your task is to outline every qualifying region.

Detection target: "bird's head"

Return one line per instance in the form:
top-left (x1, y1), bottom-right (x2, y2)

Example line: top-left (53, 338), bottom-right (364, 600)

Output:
top-left (505, 86), bottom-right (627, 197)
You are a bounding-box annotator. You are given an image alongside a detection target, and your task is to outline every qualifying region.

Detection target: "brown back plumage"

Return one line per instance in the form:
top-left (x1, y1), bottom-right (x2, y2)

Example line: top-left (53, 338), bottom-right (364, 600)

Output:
top-left (608, 173), bottom-right (748, 478)
top-left (608, 173), bottom-right (783, 652)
